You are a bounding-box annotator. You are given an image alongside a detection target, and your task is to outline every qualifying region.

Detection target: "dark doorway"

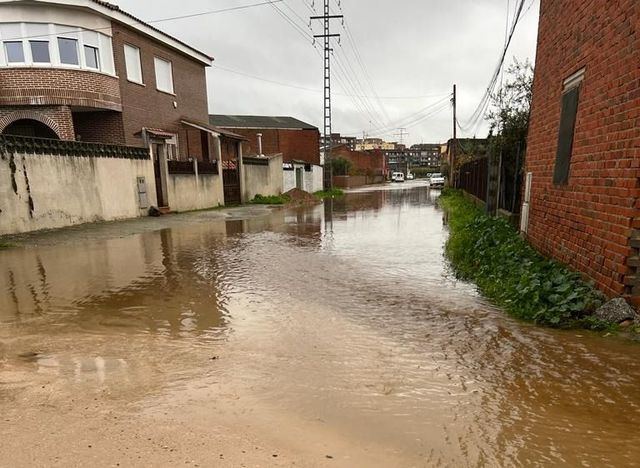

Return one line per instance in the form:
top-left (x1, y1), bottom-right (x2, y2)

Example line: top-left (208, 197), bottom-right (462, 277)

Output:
top-left (151, 142), bottom-right (168, 207)
top-left (3, 119), bottom-right (59, 139)
top-left (223, 166), bottom-right (241, 205)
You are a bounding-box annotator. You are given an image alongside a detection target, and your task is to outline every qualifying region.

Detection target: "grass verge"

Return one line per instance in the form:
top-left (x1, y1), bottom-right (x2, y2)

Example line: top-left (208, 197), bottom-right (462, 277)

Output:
top-left (0, 242), bottom-right (15, 250)
top-left (250, 194), bottom-right (291, 205)
top-left (439, 189), bottom-right (609, 330)
top-left (314, 188), bottom-right (345, 200)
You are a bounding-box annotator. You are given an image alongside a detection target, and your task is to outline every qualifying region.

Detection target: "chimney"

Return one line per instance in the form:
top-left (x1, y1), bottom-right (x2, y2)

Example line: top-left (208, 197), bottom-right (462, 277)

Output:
top-left (257, 133), bottom-right (263, 156)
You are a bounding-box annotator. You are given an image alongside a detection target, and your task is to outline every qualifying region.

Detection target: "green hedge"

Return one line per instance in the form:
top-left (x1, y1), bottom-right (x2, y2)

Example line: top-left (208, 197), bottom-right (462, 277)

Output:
top-left (314, 188), bottom-right (345, 199)
top-left (440, 189), bottom-right (608, 329)
top-left (250, 194), bottom-right (290, 205)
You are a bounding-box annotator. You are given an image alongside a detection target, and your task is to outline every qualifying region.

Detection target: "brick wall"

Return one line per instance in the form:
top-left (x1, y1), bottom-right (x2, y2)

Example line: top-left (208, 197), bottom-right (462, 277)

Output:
top-left (332, 146), bottom-right (385, 175)
top-left (0, 105), bottom-right (75, 140)
top-left (525, 0), bottom-right (640, 299)
top-left (111, 22), bottom-right (210, 156)
top-left (0, 68), bottom-right (121, 111)
top-left (72, 111), bottom-right (125, 144)
top-left (225, 128), bottom-right (320, 165)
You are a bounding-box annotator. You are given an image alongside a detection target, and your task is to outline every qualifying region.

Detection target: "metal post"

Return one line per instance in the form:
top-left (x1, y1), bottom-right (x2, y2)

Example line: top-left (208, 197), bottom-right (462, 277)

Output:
top-left (311, 4), bottom-right (343, 190)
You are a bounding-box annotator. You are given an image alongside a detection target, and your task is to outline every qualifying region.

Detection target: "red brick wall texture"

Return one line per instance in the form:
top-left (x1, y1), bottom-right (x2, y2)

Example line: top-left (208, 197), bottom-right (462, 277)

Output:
top-left (226, 128), bottom-right (320, 165)
top-left (525, 0), bottom-right (640, 299)
top-left (0, 21), bottom-right (210, 154)
top-left (332, 146), bottom-right (385, 175)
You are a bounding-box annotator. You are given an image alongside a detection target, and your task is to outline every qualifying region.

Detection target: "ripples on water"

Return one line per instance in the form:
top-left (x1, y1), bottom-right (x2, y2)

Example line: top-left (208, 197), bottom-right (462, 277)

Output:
top-left (1, 182), bottom-right (640, 466)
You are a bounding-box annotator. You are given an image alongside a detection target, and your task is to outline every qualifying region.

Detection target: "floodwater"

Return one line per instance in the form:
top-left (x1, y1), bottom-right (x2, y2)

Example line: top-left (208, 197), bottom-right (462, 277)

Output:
top-left (1, 181), bottom-right (640, 467)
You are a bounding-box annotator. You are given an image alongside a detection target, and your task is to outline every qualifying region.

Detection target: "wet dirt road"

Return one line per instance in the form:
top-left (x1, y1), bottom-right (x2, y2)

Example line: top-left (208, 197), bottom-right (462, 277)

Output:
top-left (1, 181), bottom-right (640, 467)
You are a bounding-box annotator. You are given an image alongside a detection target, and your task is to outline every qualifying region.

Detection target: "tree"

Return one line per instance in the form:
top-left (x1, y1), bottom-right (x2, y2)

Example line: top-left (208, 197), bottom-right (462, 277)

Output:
top-left (485, 58), bottom-right (534, 212)
top-left (486, 58), bottom-right (534, 148)
top-left (328, 157), bottom-right (352, 176)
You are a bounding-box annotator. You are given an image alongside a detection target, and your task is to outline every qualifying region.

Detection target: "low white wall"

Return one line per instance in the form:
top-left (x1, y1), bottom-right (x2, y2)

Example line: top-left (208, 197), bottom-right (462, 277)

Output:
top-left (283, 163), bottom-right (323, 194)
top-left (167, 173), bottom-right (223, 212)
top-left (242, 154), bottom-right (284, 202)
top-left (0, 151), bottom-right (156, 235)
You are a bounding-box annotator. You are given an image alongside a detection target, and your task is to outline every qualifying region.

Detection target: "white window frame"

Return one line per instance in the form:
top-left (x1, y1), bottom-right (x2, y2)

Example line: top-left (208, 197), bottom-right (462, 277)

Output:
top-left (124, 43), bottom-right (143, 84)
top-left (0, 22), bottom-right (115, 75)
top-left (153, 56), bottom-right (174, 94)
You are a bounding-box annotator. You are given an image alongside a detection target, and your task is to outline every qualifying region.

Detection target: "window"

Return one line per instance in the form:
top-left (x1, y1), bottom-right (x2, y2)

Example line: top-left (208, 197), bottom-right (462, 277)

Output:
top-left (124, 44), bottom-right (142, 83)
top-left (154, 57), bottom-right (174, 93)
top-left (4, 41), bottom-right (24, 63)
top-left (57, 37), bottom-right (79, 65)
top-left (84, 45), bottom-right (99, 69)
top-left (30, 41), bottom-right (50, 63)
top-left (553, 68), bottom-right (584, 185)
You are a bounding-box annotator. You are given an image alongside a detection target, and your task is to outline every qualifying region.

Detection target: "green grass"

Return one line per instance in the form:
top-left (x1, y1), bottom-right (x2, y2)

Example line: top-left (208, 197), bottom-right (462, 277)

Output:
top-left (439, 189), bottom-right (609, 330)
top-left (0, 242), bottom-right (15, 250)
top-left (250, 194), bottom-right (290, 205)
top-left (314, 188), bottom-right (345, 199)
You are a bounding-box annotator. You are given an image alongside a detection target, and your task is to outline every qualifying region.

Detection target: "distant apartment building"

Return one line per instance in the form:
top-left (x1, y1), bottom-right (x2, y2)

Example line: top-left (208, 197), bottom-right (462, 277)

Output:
top-left (524, 0), bottom-right (640, 302)
top-left (324, 133), bottom-right (356, 151)
top-left (410, 143), bottom-right (442, 167)
top-left (355, 138), bottom-right (396, 151)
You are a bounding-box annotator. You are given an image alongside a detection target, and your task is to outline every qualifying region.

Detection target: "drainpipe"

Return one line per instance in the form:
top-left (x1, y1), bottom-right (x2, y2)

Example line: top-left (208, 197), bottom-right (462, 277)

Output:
top-left (257, 133), bottom-right (263, 157)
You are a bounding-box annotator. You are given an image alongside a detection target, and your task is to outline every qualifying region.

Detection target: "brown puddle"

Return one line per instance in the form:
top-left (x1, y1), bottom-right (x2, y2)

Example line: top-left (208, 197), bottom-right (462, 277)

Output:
top-left (1, 181), bottom-right (640, 467)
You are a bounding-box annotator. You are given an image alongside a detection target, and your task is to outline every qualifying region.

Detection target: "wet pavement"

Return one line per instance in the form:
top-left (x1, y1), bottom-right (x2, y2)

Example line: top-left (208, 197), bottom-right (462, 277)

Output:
top-left (1, 181), bottom-right (640, 467)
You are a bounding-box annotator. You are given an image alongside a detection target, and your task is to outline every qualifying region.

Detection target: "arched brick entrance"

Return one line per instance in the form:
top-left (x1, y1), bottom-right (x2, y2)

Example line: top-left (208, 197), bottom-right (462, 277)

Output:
top-left (0, 111), bottom-right (63, 139)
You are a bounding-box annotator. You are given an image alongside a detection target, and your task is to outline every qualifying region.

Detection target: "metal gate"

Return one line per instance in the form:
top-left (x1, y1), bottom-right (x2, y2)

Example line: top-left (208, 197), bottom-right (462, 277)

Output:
top-left (223, 168), bottom-right (241, 205)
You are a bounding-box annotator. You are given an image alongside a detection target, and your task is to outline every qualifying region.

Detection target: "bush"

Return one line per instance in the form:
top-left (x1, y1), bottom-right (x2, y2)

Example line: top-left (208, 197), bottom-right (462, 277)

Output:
top-left (250, 194), bottom-right (290, 205)
top-left (314, 188), bottom-right (345, 199)
top-left (440, 189), bottom-right (607, 329)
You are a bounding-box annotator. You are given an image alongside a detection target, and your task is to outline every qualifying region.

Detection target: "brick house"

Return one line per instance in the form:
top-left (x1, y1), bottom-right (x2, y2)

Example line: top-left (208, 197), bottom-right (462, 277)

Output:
top-left (0, 0), bottom-right (246, 208)
top-left (209, 115), bottom-right (321, 165)
top-left (523, 0), bottom-right (640, 302)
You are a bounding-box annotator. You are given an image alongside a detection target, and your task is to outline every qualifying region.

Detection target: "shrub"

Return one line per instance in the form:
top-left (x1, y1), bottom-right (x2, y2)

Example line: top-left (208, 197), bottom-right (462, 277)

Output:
top-left (250, 194), bottom-right (290, 205)
top-left (314, 188), bottom-right (345, 199)
top-left (440, 189), bottom-right (607, 329)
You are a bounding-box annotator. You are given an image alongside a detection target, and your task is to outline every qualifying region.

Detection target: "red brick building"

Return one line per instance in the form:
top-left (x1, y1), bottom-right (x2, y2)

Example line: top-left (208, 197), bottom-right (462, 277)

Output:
top-left (332, 145), bottom-right (386, 177)
top-left (209, 115), bottom-right (321, 165)
top-left (0, 0), bottom-right (238, 163)
top-left (524, 0), bottom-right (640, 301)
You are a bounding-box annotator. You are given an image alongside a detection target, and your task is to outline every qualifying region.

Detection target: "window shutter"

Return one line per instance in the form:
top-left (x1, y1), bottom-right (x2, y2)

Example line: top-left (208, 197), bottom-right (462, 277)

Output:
top-left (553, 86), bottom-right (580, 185)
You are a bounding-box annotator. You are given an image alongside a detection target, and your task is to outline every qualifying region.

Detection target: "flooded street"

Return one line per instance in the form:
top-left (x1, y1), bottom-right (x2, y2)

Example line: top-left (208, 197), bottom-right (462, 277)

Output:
top-left (2, 181), bottom-right (640, 467)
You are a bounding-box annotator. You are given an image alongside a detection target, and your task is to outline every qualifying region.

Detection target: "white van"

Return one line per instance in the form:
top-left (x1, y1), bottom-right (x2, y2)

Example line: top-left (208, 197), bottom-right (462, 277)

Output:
top-left (391, 172), bottom-right (405, 183)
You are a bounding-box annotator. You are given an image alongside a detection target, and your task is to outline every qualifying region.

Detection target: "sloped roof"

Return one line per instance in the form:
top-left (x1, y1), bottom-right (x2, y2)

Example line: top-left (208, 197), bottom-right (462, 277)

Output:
top-left (0, 0), bottom-right (213, 64)
top-left (209, 115), bottom-right (318, 131)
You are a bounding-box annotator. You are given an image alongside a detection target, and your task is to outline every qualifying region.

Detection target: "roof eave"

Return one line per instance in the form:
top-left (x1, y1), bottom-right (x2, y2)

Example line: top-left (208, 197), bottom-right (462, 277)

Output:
top-left (0, 0), bottom-right (214, 65)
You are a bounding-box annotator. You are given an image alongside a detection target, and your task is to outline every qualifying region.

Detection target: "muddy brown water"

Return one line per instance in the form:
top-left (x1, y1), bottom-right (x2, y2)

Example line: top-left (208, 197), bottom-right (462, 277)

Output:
top-left (1, 181), bottom-right (640, 467)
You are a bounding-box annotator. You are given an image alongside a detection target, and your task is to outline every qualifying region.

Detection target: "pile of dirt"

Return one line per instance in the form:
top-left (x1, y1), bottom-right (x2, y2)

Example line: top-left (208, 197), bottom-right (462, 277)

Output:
top-left (284, 188), bottom-right (320, 206)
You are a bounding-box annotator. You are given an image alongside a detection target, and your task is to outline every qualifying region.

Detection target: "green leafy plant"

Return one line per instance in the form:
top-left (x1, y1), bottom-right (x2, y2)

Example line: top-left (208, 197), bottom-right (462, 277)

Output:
top-left (314, 188), bottom-right (345, 199)
top-left (440, 189), bottom-right (608, 329)
top-left (250, 194), bottom-right (290, 205)
top-left (0, 242), bottom-right (14, 250)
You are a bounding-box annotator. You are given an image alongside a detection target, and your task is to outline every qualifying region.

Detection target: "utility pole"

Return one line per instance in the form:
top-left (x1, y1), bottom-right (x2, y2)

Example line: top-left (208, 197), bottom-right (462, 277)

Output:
top-left (311, 3), bottom-right (343, 189)
top-left (451, 84), bottom-right (457, 187)
top-left (394, 128), bottom-right (409, 175)
top-left (394, 128), bottom-right (408, 146)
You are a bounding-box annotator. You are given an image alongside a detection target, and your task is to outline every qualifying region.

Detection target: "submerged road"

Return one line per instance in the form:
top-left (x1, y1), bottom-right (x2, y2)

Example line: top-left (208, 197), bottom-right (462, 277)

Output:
top-left (1, 181), bottom-right (640, 467)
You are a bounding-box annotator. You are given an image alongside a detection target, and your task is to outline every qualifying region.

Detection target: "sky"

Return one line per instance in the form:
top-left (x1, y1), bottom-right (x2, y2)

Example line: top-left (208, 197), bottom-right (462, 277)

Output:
top-left (114, 0), bottom-right (540, 146)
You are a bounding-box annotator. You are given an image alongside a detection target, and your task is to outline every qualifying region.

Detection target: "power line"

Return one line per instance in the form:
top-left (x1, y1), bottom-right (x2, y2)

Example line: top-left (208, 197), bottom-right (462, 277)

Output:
top-left (457, 0), bottom-right (528, 135)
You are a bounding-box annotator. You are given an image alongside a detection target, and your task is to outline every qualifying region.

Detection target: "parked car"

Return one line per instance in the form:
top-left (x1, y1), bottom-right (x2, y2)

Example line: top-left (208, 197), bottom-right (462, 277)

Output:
top-left (429, 173), bottom-right (445, 188)
top-left (391, 172), bottom-right (405, 183)
top-left (406, 172), bottom-right (415, 180)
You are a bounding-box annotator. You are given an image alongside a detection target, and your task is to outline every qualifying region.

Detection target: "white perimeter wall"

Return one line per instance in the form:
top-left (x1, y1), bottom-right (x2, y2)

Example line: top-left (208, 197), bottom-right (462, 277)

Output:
top-left (242, 154), bottom-right (284, 202)
top-left (0, 151), bottom-right (157, 235)
top-left (283, 164), bottom-right (323, 193)
top-left (167, 173), bottom-right (223, 212)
